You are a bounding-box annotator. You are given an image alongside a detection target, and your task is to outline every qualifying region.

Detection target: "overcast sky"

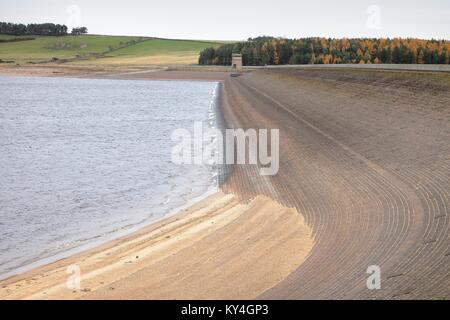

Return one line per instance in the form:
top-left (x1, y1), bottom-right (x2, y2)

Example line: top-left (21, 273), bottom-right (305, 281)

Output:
top-left (1, 0), bottom-right (449, 40)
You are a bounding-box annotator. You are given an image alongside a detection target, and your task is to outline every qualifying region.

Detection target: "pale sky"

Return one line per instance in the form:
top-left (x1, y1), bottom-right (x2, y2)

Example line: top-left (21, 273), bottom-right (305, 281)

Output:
top-left (1, 0), bottom-right (449, 40)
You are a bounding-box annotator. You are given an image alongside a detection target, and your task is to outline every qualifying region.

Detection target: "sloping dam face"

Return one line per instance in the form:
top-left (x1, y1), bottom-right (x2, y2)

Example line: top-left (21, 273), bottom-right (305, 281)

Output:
top-left (219, 69), bottom-right (450, 299)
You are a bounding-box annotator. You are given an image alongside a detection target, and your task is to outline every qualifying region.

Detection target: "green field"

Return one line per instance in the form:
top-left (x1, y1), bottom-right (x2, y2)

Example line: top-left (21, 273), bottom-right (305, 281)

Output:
top-left (90, 38), bottom-right (224, 66)
top-left (0, 34), bottom-right (33, 40)
top-left (0, 34), bottom-right (224, 65)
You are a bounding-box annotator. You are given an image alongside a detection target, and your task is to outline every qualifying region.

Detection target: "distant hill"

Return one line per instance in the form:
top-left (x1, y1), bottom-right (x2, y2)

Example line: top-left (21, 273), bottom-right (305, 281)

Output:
top-left (0, 34), bottom-right (224, 65)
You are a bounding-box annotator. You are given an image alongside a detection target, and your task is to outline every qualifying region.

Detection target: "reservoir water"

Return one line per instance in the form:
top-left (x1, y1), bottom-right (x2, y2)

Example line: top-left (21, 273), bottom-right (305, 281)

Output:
top-left (0, 76), bottom-right (219, 278)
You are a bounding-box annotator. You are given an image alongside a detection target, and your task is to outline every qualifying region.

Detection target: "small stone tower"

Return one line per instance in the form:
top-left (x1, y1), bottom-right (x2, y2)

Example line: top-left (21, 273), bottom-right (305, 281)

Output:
top-left (231, 54), bottom-right (243, 71)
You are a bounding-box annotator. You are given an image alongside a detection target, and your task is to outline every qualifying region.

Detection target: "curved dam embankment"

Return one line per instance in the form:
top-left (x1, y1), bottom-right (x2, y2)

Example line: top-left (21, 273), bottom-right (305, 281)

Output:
top-left (219, 68), bottom-right (450, 299)
top-left (0, 67), bottom-right (448, 300)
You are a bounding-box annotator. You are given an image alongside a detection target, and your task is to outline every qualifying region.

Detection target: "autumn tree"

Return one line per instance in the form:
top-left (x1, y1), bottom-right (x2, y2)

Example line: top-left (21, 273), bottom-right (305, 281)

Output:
top-left (198, 37), bottom-right (450, 66)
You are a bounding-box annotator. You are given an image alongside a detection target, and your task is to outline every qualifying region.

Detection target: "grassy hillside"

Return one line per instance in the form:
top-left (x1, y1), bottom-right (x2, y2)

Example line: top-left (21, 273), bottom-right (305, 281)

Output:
top-left (87, 38), bottom-right (224, 66)
top-left (0, 35), bottom-right (143, 62)
top-left (0, 34), bottom-right (224, 65)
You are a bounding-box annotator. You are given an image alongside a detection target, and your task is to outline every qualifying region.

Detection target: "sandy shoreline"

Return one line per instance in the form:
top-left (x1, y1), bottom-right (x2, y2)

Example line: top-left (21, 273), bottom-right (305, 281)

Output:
top-left (0, 64), bottom-right (232, 81)
top-left (0, 192), bottom-right (313, 300)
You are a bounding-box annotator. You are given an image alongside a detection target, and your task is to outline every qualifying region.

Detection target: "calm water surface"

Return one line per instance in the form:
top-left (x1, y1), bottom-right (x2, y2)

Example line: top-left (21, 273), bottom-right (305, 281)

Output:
top-left (0, 76), bottom-right (218, 278)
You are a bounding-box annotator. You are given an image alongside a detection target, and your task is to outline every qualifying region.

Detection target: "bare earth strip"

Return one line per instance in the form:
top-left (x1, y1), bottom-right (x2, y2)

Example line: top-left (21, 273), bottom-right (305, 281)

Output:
top-left (219, 69), bottom-right (450, 299)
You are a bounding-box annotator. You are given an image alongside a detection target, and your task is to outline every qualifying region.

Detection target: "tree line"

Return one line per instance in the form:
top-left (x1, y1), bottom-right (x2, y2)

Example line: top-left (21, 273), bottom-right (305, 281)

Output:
top-left (71, 27), bottom-right (88, 36)
top-left (199, 37), bottom-right (450, 66)
top-left (0, 22), bottom-right (88, 36)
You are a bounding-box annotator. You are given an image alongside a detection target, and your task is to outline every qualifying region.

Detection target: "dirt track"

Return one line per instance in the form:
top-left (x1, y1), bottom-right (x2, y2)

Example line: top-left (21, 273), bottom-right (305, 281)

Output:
top-left (219, 69), bottom-right (450, 299)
